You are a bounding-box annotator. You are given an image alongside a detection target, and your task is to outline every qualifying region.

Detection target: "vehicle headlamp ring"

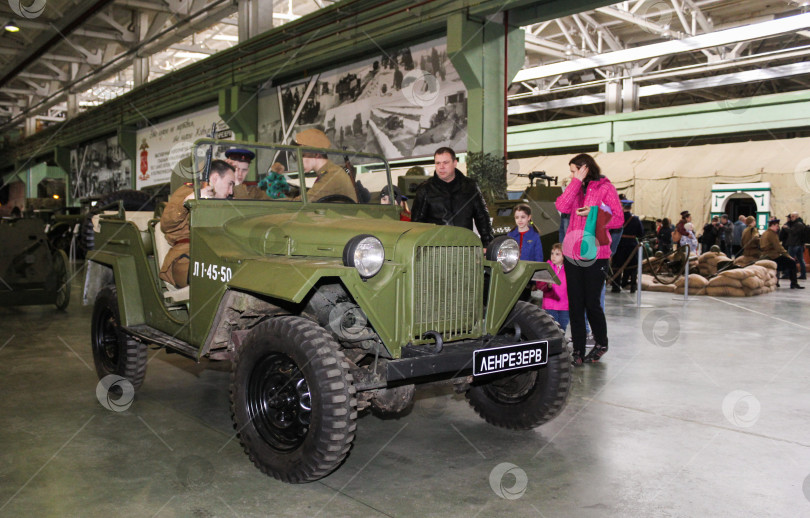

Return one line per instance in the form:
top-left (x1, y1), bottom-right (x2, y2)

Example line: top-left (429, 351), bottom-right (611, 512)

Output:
top-left (486, 235), bottom-right (521, 273)
top-left (342, 234), bottom-right (385, 279)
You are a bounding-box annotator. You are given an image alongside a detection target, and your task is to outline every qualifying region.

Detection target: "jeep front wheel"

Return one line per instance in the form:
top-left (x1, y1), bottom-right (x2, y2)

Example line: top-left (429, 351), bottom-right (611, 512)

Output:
top-left (90, 286), bottom-right (148, 389)
top-left (230, 316), bottom-right (357, 483)
top-left (466, 301), bottom-right (571, 430)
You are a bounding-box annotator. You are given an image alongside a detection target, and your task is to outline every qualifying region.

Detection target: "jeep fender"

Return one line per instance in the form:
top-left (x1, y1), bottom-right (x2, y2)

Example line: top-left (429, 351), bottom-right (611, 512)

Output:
top-left (484, 260), bottom-right (559, 335)
top-left (84, 252), bottom-right (144, 325)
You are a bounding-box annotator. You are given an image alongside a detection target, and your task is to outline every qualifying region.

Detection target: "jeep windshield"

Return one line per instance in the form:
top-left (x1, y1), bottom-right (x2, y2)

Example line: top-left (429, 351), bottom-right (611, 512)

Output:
top-left (191, 139), bottom-right (398, 206)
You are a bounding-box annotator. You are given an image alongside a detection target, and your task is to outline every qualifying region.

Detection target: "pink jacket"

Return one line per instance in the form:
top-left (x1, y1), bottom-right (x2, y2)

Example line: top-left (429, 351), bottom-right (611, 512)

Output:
top-left (538, 261), bottom-right (568, 311)
top-left (555, 176), bottom-right (624, 261)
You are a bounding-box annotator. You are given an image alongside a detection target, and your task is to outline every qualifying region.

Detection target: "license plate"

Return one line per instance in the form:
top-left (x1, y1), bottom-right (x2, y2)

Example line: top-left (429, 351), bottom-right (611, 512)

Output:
top-left (473, 340), bottom-right (548, 376)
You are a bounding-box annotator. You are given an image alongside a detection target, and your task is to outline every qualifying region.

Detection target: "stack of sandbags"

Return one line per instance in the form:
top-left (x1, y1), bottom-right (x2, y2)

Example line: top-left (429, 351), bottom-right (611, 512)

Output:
top-left (674, 274), bottom-right (709, 295)
top-left (755, 259), bottom-right (778, 291)
top-left (734, 255), bottom-right (757, 267)
top-left (640, 273), bottom-right (676, 293)
top-left (697, 251), bottom-right (731, 277)
top-left (705, 269), bottom-right (747, 296)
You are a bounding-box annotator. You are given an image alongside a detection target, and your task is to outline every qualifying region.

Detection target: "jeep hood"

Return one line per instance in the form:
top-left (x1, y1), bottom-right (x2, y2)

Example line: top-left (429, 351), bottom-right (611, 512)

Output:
top-left (222, 212), bottom-right (444, 259)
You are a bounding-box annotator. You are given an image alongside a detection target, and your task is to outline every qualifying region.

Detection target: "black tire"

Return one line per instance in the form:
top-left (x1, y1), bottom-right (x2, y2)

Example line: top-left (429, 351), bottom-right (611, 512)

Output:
top-left (80, 190), bottom-right (157, 253)
top-left (53, 250), bottom-right (70, 310)
top-left (466, 301), bottom-right (571, 430)
top-left (230, 316), bottom-right (357, 483)
top-left (91, 286), bottom-right (148, 390)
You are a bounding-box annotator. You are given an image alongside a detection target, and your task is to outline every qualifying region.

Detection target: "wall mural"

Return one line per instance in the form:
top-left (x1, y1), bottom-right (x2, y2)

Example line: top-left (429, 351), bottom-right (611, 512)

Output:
top-left (136, 106), bottom-right (232, 189)
top-left (70, 136), bottom-right (131, 199)
top-left (258, 37), bottom-right (467, 162)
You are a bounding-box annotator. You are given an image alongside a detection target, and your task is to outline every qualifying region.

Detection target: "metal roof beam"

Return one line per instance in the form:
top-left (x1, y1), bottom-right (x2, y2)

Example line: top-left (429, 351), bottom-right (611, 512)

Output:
top-left (514, 12), bottom-right (810, 83)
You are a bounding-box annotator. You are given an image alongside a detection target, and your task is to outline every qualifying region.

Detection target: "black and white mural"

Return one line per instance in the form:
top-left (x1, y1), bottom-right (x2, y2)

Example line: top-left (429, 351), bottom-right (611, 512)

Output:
top-left (258, 37), bottom-right (467, 161)
top-left (70, 136), bottom-right (131, 199)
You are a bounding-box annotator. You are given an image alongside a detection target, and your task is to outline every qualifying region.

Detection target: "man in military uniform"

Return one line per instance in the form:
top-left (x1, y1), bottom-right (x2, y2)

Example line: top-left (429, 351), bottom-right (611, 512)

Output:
top-left (159, 160), bottom-right (235, 288)
top-left (226, 148), bottom-right (267, 200)
top-left (761, 217), bottom-right (804, 289)
top-left (292, 128), bottom-right (357, 203)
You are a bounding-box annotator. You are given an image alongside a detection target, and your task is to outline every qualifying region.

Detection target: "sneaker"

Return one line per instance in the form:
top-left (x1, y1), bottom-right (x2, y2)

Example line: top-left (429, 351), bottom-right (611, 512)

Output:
top-left (583, 344), bottom-right (608, 363)
top-left (571, 351), bottom-right (584, 367)
top-left (585, 333), bottom-right (596, 346)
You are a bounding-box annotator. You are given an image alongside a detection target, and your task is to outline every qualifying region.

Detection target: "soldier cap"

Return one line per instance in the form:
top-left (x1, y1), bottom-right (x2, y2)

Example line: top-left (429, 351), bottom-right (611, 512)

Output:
top-left (225, 148), bottom-right (256, 162)
top-left (295, 128), bottom-right (331, 149)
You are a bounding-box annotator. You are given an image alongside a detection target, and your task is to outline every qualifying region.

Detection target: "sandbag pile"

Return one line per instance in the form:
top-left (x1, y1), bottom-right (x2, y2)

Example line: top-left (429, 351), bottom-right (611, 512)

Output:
top-left (641, 259), bottom-right (778, 297)
top-left (696, 251), bottom-right (732, 277)
top-left (674, 274), bottom-right (709, 295)
top-left (640, 274), bottom-right (676, 293)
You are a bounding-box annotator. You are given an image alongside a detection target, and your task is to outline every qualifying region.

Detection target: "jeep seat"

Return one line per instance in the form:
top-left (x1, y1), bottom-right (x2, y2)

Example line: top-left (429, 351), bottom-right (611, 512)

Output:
top-left (153, 221), bottom-right (190, 303)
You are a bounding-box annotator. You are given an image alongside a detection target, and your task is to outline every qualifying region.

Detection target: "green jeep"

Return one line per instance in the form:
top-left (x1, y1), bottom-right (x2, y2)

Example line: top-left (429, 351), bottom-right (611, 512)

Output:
top-left (84, 140), bottom-right (571, 483)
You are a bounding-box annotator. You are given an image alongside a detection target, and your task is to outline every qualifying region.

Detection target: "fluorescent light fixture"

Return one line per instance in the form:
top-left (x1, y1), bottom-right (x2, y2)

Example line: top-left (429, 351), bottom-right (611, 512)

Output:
top-left (173, 51), bottom-right (209, 59)
top-left (212, 34), bottom-right (238, 41)
top-left (4, 21), bottom-right (19, 32)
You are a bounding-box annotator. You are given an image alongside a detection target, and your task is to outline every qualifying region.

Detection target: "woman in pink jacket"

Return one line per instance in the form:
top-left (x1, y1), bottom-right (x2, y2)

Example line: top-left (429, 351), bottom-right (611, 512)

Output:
top-left (555, 154), bottom-right (624, 366)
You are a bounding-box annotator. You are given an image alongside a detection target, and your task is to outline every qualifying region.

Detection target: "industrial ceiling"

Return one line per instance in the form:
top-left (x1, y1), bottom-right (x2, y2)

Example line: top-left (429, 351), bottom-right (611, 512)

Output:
top-left (0, 0), bottom-right (808, 134)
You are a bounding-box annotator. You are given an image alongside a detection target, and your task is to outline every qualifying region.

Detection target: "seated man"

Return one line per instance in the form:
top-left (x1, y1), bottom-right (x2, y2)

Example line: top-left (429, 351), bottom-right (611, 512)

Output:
top-left (292, 129), bottom-right (357, 203)
top-left (226, 148), bottom-right (267, 200)
top-left (159, 160), bottom-right (235, 288)
top-left (380, 184), bottom-right (410, 221)
top-left (761, 217), bottom-right (804, 289)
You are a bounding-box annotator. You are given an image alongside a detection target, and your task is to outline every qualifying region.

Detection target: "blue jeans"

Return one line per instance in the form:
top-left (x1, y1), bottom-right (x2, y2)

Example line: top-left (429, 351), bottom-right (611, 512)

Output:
top-left (545, 309), bottom-right (570, 333)
top-left (559, 213), bottom-right (570, 243)
top-left (789, 245), bottom-right (806, 278)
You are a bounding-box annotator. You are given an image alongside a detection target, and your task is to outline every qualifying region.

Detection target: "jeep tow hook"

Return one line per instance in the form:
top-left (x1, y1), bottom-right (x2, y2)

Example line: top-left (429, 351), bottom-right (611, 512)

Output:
top-left (422, 331), bottom-right (443, 354)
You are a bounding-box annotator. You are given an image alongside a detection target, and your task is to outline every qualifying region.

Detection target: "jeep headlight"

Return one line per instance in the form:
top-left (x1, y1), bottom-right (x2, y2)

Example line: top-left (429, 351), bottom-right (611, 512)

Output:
top-left (487, 236), bottom-right (520, 273)
top-left (343, 235), bottom-right (385, 278)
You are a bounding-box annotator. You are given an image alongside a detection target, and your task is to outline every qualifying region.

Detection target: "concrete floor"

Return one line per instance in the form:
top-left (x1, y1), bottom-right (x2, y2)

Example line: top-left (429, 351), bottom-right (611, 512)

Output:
top-left (1, 269), bottom-right (809, 518)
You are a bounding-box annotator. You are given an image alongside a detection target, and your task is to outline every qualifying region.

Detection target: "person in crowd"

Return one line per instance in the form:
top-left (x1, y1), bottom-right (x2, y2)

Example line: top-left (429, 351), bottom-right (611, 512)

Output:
top-left (675, 210), bottom-right (691, 240)
top-left (508, 203), bottom-right (543, 262)
top-left (761, 217), bottom-right (804, 289)
top-left (537, 243), bottom-right (568, 332)
top-left (785, 212), bottom-right (806, 280)
top-left (611, 196), bottom-right (644, 293)
top-left (160, 160), bottom-right (235, 288)
top-left (411, 147), bottom-right (494, 247)
top-left (225, 148), bottom-right (264, 200)
top-left (555, 153), bottom-right (623, 366)
top-left (657, 217), bottom-right (673, 254)
top-left (681, 222), bottom-right (698, 254)
top-left (655, 218), bottom-right (663, 233)
top-left (718, 214), bottom-right (733, 256)
top-left (731, 215), bottom-right (747, 256)
top-left (380, 184), bottom-right (411, 221)
top-left (292, 128), bottom-right (358, 203)
top-left (701, 216), bottom-right (720, 253)
top-left (740, 216), bottom-right (760, 263)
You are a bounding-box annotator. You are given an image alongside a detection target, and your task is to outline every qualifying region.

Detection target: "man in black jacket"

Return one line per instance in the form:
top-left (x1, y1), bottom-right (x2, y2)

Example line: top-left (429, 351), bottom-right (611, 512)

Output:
top-left (411, 147), bottom-right (494, 247)
top-left (785, 212), bottom-right (807, 280)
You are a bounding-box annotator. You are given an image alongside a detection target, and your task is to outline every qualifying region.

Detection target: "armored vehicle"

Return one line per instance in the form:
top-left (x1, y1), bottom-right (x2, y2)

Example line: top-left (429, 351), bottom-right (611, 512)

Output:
top-left (85, 140), bottom-right (571, 483)
top-left (0, 216), bottom-right (70, 309)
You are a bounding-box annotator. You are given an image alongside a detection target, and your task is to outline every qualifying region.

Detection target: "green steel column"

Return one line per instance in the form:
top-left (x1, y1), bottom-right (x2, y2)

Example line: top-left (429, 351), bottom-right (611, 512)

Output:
top-left (448, 12), bottom-right (524, 158)
top-left (53, 147), bottom-right (73, 206)
top-left (220, 85), bottom-right (259, 178)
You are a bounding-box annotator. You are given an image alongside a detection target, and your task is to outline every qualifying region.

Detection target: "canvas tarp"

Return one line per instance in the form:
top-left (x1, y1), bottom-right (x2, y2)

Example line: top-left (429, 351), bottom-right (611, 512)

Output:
top-left (508, 137), bottom-right (810, 226)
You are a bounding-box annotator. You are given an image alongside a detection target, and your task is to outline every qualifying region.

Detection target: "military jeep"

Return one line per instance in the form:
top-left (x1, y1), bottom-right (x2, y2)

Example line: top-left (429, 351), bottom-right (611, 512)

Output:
top-left (84, 140), bottom-right (571, 483)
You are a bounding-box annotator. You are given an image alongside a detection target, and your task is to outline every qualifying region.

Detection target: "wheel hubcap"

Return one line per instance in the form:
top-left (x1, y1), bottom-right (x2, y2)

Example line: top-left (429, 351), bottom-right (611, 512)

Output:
top-left (247, 353), bottom-right (311, 452)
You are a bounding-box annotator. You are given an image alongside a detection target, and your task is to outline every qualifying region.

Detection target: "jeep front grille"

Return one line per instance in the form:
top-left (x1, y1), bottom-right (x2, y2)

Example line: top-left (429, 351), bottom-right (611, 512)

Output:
top-left (413, 246), bottom-right (483, 341)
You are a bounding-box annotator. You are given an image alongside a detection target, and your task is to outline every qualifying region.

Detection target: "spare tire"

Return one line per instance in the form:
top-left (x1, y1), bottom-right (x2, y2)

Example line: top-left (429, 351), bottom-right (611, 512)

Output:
top-left (80, 190), bottom-right (157, 253)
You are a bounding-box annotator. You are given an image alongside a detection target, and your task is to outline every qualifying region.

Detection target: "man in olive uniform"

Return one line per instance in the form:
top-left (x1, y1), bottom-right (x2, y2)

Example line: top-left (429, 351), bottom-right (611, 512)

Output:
top-left (226, 148), bottom-right (267, 200)
top-left (292, 128), bottom-right (357, 203)
top-left (761, 217), bottom-right (803, 289)
top-left (159, 160), bottom-right (235, 288)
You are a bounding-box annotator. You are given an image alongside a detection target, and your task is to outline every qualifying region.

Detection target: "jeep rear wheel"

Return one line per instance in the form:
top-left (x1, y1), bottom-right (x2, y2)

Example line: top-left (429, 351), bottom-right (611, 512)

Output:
top-left (230, 316), bottom-right (357, 483)
top-left (90, 286), bottom-right (148, 390)
top-left (466, 301), bottom-right (571, 430)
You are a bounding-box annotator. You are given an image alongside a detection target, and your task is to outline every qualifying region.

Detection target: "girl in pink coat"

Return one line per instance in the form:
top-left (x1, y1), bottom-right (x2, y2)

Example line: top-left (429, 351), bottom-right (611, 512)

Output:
top-left (537, 243), bottom-right (569, 332)
top-left (555, 154), bottom-right (624, 366)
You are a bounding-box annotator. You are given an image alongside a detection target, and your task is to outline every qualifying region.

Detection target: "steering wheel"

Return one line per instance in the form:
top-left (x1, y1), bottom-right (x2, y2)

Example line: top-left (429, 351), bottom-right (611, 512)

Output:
top-left (315, 194), bottom-right (357, 204)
